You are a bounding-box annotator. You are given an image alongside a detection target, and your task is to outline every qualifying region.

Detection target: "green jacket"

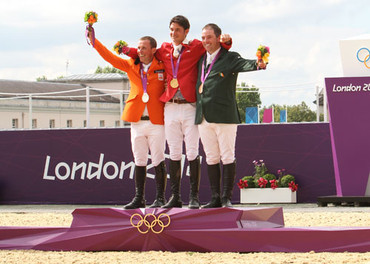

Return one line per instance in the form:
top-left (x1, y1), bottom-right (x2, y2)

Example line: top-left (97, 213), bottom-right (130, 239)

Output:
top-left (195, 47), bottom-right (258, 124)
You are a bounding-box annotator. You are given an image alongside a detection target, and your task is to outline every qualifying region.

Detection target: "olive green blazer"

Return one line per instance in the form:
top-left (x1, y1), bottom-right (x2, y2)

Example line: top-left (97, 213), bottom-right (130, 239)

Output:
top-left (195, 47), bottom-right (258, 124)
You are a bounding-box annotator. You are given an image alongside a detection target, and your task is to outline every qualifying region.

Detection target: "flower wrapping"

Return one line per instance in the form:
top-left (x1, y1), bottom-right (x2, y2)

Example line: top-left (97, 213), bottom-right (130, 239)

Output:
top-left (84, 11), bottom-right (98, 46)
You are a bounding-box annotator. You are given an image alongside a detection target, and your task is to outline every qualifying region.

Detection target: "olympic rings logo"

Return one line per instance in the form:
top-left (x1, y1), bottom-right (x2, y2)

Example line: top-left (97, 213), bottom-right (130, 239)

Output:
top-left (356, 47), bottom-right (370, 69)
top-left (130, 213), bottom-right (171, 234)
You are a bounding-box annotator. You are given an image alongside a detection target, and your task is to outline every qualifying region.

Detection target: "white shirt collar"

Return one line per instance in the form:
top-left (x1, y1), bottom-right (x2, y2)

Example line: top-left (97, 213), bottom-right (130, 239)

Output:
top-left (142, 62), bottom-right (152, 72)
top-left (206, 47), bottom-right (221, 65)
top-left (173, 39), bottom-right (190, 57)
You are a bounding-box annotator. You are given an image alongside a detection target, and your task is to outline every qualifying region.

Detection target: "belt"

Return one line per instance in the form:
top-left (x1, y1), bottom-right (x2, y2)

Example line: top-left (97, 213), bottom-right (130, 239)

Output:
top-left (168, 98), bottom-right (189, 104)
top-left (140, 116), bottom-right (150, 120)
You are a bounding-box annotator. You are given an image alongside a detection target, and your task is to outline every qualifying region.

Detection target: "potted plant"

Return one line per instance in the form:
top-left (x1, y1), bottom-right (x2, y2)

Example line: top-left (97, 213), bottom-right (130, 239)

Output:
top-left (238, 160), bottom-right (298, 203)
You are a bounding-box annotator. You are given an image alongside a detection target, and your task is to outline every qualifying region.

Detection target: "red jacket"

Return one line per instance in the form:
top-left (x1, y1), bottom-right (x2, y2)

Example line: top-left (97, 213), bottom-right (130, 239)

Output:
top-left (128, 40), bottom-right (232, 103)
top-left (94, 39), bottom-right (166, 124)
top-left (156, 40), bottom-right (204, 103)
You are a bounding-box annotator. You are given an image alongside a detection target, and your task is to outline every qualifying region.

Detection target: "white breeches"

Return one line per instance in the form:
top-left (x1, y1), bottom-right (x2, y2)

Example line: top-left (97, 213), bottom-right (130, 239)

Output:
top-left (164, 102), bottom-right (199, 161)
top-left (130, 120), bottom-right (165, 167)
top-left (198, 119), bottom-right (237, 165)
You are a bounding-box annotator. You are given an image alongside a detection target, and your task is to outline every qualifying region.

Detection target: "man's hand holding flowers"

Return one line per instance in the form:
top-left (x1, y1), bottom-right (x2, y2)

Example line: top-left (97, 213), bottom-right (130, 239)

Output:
top-left (256, 45), bottom-right (269, 70)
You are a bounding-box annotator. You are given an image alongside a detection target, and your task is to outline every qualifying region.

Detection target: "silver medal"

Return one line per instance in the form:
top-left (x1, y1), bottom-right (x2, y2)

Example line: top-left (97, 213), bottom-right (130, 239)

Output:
top-left (142, 92), bottom-right (149, 103)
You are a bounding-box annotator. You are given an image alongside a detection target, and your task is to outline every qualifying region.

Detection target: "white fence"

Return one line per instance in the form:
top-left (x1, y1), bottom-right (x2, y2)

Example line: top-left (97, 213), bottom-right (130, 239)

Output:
top-left (0, 83), bottom-right (327, 130)
top-left (0, 87), bottom-right (130, 129)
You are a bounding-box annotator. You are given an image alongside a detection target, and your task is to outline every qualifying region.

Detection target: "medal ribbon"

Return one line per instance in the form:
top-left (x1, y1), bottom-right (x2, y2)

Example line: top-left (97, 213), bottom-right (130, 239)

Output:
top-left (85, 25), bottom-right (95, 46)
top-left (201, 50), bottom-right (221, 83)
top-left (170, 46), bottom-right (184, 80)
top-left (140, 63), bottom-right (150, 94)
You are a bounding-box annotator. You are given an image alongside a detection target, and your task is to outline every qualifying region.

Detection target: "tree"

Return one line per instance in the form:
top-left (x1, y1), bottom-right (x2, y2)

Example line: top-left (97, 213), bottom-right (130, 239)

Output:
top-left (236, 83), bottom-right (262, 123)
top-left (287, 101), bottom-right (316, 122)
top-left (260, 102), bottom-right (316, 123)
top-left (95, 66), bottom-right (126, 75)
top-left (36, 76), bottom-right (47, 81)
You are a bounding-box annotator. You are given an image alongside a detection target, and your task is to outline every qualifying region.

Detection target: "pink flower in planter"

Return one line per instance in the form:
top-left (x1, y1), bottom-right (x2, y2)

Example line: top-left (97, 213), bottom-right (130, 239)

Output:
top-left (237, 179), bottom-right (248, 189)
top-left (257, 177), bottom-right (268, 188)
top-left (288, 181), bottom-right (298, 192)
top-left (270, 179), bottom-right (278, 189)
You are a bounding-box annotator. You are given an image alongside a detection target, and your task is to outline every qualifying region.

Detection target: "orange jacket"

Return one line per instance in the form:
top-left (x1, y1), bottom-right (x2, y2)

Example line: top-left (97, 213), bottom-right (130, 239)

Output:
top-left (94, 39), bottom-right (166, 124)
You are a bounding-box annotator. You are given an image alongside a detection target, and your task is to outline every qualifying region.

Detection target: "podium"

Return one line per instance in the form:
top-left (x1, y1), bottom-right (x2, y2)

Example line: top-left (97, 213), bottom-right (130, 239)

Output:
top-left (1, 207), bottom-right (370, 252)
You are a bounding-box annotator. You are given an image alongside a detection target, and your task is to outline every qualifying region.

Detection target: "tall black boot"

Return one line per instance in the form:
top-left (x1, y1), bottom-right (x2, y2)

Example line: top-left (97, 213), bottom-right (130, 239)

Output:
top-left (162, 159), bottom-right (183, 208)
top-left (149, 161), bottom-right (167, 208)
top-left (202, 163), bottom-right (222, 208)
top-left (123, 165), bottom-right (146, 209)
top-left (221, 160), bottom-right (236, 208)
top-left (188, 156), bottom-right (201, 209)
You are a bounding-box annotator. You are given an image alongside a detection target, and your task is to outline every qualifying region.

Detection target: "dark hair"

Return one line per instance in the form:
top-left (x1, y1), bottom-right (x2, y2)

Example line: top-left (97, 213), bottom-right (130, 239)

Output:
top-left (169, 15), bottom-right (190, 30)
top-left (202, 23), bottom-right (222, 38)
top-left (140, 36), bottom-right (157, 49)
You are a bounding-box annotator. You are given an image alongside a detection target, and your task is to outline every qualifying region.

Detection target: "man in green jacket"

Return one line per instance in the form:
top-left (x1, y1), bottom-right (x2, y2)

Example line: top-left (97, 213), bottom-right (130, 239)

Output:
top-left (196, 23), bottom-right (267, 208)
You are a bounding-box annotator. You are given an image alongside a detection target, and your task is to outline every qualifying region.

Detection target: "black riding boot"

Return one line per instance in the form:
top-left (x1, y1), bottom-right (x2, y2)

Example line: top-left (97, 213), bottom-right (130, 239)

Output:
top-left (221, 160), bottom-right (236, 207)
top-left (188, 156), bottom-right (201, 209)
top-left (149, 161), bottom-right (167, 208)
top-left (162, 159), bottom-right (183, 208)
top-left (202, 163), bottom-right (222, 208)
top-left (123, 165), bottom-right (146, 209)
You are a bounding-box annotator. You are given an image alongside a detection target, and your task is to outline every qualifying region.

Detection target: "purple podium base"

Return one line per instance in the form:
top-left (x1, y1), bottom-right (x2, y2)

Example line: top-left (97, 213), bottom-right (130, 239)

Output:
top-left (0, 207), bottom-right (369, 252)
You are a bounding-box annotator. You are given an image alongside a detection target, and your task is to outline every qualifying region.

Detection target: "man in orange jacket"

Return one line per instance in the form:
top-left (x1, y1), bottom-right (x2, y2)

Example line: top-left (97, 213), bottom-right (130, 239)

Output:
top-left (88, 33), bottom-right (167, 209)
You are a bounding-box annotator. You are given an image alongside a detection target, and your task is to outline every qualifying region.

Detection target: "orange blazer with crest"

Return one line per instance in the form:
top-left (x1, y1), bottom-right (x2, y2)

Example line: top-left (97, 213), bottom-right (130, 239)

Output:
top-left (94, 39), bottom-right (166, 124)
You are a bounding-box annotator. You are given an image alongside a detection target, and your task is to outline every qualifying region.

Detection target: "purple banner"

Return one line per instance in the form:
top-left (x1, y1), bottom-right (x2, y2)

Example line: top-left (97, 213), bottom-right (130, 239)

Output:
top-left (325, 76), bottom-right (370, 196)
top-left (0, 123), bottom-right (335, 204)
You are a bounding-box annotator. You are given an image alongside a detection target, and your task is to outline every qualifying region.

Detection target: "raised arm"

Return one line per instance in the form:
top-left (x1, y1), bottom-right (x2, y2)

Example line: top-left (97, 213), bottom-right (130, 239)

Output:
top-left (87, 35), bottom-right (129, 73)
top-left (220, 34), bottom-right (232, 50)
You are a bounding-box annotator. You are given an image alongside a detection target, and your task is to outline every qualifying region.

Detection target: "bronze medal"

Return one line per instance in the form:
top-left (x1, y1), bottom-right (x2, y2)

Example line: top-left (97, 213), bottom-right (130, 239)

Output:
top-left (198, 83), bottom-right (204, 94)
top-left (170, 78), bottom-right (179, 88)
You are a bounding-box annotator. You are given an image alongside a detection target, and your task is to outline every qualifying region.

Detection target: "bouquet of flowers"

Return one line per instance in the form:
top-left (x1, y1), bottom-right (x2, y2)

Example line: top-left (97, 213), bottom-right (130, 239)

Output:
top-left (84, 11), bottom-right (98, 46)
top-left (113, 40), bottom-right (129, 55)
top-left (256, 45), bottom-right (270, 64)
top-left (84, 11), bottom-right (98, 25)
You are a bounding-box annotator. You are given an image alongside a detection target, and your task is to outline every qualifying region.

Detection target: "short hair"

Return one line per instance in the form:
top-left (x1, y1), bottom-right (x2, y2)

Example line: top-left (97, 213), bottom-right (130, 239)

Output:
top-left (139, 36), bottom-right (157, 49)
top-left (202, 23), bottom-right (222, 38)
top-left (169, 15), bottom-right (190, 30)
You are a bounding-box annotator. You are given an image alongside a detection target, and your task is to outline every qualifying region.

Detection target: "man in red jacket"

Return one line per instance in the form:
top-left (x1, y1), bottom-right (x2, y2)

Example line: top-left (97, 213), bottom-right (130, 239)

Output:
top-left (126, 15), bottom-right (231, 209)
top-left (88, 33), bottom-right (167, 209)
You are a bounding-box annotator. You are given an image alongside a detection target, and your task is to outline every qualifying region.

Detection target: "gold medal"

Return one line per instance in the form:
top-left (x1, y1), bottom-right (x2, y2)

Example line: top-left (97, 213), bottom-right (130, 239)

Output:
top-left (170, 78), bottom-right (179, 88)
top-left (198, 83), bottom-right (204, 94)
top-left (142, 92), bottom-right (149, 103)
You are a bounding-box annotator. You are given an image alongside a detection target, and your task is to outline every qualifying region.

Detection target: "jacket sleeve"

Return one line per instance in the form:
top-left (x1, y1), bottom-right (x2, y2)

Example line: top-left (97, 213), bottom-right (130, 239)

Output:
top-left (125, 47), bottom-right (139, 60)
top-left (221, 38), bottom-right (232, 50)
top-left (94, 39), bottom-right (130, 72)
top-left (230, 52), bottom-right (258, 72)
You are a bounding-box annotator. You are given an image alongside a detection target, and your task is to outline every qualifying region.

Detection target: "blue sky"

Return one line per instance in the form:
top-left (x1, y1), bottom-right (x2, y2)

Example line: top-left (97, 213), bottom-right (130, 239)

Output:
top-left (0, 0), bottom-right (368, 109)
